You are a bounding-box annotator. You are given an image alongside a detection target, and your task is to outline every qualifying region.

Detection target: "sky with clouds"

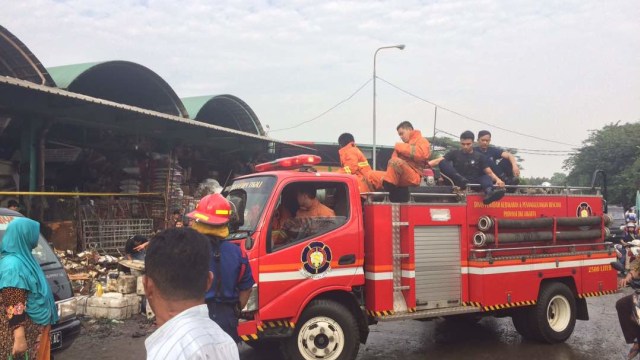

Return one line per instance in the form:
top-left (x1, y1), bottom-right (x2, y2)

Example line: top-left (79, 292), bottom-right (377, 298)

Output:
top-left (2, 0), bottom-right (639, 177)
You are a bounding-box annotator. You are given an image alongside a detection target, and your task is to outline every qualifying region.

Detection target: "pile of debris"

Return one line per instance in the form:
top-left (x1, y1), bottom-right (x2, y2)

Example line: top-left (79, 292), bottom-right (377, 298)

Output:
top-left (54, 249), bottom-right (120, 295)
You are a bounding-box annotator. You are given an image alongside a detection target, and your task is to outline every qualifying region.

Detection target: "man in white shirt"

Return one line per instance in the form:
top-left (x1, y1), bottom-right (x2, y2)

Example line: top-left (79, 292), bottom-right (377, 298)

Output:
top-left (143, 228), bottom-right (239, 360)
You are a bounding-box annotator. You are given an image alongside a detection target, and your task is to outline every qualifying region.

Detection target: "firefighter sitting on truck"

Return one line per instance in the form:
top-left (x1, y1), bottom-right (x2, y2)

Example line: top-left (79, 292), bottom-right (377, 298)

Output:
top-left (187, 193), bottom-right (255, 343)
top-left (370, 121), bottom-right (431, 202)
top-left (337, 132), bottom-right (376, 193)
top-left (439, 130), bottom-right (506, 205)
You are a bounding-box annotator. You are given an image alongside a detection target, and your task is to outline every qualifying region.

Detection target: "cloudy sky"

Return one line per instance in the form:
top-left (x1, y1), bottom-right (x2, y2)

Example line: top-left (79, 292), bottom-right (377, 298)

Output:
top-left (2, 0), bottom-right (639, 177)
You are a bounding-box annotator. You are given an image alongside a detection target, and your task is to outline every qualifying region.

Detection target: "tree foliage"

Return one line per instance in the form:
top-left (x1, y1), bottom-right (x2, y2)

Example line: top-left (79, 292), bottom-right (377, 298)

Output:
top-left (564, 122), bottom-right (640, 208)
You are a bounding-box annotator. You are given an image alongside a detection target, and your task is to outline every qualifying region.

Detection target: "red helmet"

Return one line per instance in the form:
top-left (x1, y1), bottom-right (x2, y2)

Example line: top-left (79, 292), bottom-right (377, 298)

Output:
top-left (186, 194), bottom-right (232, 225)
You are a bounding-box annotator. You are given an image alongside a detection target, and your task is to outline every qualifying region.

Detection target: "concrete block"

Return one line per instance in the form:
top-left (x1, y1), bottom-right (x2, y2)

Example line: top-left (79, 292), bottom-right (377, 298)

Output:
top-left (117, 275), bottom-right (136, 294)
top-left (86, 293), bottom-right (130, 320)
top-left (75, 296), bottom-right (89, 316)
top-left (136, 276), bottom-right (145, 295)
top-left (124, 293), bottom-right (141, 316)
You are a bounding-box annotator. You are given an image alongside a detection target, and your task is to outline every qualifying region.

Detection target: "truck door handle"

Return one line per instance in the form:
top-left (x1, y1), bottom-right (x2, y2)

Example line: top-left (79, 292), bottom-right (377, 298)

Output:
top-left (338, 254), bottom-right (356, 265)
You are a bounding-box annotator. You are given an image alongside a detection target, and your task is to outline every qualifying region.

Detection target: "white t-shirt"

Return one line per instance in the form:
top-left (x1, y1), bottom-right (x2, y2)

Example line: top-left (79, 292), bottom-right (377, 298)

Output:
top-left (145, 304), bottom-right (239, 360)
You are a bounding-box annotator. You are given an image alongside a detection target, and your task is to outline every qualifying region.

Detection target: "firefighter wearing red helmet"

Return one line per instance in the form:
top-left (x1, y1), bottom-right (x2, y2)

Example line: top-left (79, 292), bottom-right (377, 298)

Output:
top-left (187, 194), bottom-right (255, 343)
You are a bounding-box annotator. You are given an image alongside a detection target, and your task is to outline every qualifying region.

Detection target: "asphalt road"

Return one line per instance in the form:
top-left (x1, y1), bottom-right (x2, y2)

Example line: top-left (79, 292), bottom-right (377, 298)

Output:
top-left (59, 289), bottom-right (631, 360)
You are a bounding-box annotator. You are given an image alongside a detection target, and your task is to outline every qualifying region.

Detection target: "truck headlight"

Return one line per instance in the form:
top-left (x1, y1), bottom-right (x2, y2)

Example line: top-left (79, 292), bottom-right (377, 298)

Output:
top-left (57, 297), bottom-right (77, 322)
top-left (242, 285), bottom-right (258, 312)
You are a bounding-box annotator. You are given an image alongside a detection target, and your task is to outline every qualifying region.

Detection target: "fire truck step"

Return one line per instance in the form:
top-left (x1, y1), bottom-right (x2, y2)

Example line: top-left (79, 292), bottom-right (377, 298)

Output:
top-left (374, 305), bottom-right (482, 322)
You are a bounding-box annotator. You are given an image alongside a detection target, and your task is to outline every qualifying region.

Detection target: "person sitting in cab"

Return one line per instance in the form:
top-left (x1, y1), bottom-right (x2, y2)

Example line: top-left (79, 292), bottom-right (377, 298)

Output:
top-left (337, 133), bottom-right (375, 193)
top-left (276, 184), bottom-right (336, 243)
top-left (271, 201), bottom-right (293, 248)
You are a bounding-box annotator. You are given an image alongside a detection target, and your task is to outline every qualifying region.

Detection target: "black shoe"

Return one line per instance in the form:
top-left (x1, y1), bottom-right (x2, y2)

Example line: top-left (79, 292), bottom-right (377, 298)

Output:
top-left (383, 180), bottom-right (397, 192)
top-left (483, 188), bottom-right (505, 205)
top-left (389, 187), bottom-right (410, 203)
top-left (455, 175), bottom-right (469, 187)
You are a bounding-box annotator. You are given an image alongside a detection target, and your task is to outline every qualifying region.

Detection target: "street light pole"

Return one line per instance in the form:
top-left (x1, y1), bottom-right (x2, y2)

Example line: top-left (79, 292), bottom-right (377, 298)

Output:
top-left (373, 44), bottom-right (405, 170)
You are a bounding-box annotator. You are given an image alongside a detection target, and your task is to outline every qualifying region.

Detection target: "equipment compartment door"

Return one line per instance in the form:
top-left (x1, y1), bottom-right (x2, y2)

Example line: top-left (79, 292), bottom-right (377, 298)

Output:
top-left (414, 226), bottom-right (461, 309)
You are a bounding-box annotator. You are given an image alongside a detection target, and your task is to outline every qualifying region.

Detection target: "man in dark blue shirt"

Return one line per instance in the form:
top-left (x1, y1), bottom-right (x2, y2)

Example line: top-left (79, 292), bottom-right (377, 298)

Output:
top-left (475, 130), bottom-right (520, 186)
top-left (439, 130), bottom-right (506, 204)
top-left (187, 193), bottom-right (255, 343)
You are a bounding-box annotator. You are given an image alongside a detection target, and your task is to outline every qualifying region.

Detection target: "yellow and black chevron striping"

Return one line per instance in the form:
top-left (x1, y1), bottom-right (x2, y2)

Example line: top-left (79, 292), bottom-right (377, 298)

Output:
top-left (579, 289), bottom-right (618, 298)
top-left (367, 309), bottom-right (395, 317)
top-left (407, 307), bottom-right (416, 313)
top-left (483, 300), bottom-right (536, 311)
top-left (240, 333), bottom-right (259, 342)
top-left (260, 320), bottom-right (296, 330)
top-left (461, 301), bottom-right (482, 307)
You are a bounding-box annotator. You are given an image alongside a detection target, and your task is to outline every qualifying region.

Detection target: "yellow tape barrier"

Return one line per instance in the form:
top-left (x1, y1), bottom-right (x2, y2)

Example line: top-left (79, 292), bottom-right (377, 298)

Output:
top-left (0, 192), bottom-right (163, 197)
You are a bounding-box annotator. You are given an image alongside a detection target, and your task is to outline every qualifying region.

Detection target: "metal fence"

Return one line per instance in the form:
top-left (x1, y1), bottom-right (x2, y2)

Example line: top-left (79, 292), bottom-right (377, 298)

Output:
top-left (81, 218), bottom-right (154, 256)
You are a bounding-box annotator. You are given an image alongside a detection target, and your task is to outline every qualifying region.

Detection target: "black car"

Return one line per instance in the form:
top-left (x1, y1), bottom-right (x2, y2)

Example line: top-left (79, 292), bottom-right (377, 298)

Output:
top-left (607, 205), bottom-right (626, 243)
top-left (0, 208), bottom-right (80, 353)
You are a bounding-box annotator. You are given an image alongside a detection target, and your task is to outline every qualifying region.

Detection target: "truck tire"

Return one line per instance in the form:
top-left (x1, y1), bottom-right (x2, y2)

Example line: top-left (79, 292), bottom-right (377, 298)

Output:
top-left (529, 282), bottom-right (577, 343)
top-left (511, 309), bottom-right (535, 340)
top-left (282, 299), bottom-right (360, 360)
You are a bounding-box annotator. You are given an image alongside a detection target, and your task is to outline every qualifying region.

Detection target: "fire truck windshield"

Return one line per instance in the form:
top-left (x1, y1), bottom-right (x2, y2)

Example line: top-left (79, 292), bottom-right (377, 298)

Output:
top-left (223, 175), bottom-right (277, 232)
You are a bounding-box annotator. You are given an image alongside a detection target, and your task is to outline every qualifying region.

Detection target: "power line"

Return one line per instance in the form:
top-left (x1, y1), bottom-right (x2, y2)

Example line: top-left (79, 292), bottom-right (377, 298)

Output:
top-left (434, 128), bottom-right (577, 156)
top-left (377, 76), bottom-right (579, 148)
top-left (269, 78), bottom-right (372, 133)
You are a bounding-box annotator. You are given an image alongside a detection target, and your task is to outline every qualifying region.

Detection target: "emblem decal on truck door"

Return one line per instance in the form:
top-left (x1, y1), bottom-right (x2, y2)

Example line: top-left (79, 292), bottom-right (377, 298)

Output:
top-left (576, 202), bottom-right (592, 217)
top-left (300, 241), bottom-right (332, 279)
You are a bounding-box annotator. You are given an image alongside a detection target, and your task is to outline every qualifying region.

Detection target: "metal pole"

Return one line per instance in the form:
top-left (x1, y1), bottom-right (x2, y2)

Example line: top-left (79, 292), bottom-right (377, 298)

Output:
top-left (432, 106), bottom-right (438, 144)
top-left (372, 44), bottom-right (405, 170)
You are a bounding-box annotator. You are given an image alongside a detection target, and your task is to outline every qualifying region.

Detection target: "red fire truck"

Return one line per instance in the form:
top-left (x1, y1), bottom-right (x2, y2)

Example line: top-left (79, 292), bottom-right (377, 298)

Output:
top-left (223, 155), bottom-right (617, 360)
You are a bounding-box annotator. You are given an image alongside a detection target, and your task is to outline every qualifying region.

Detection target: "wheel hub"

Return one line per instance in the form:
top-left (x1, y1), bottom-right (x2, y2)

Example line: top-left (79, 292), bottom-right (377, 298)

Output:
top-left (298, 316), bottom-right (344, 360)
top-left (547, 295), bottom-right (571, 332)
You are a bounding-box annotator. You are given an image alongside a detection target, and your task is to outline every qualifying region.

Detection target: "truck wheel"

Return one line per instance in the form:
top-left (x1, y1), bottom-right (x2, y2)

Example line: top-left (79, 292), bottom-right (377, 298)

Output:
top-left (511, 309), bottom-right (535, 340)
top-left (282, 299), bottom-right (360, 360)
top-left (529, 282), bottom-right (577, 343)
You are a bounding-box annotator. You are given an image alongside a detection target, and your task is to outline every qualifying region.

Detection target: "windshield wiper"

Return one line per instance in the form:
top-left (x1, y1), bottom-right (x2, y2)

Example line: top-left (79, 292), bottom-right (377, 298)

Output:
top-left (228, 230), bottom-right (254, 239)
top-left (39, 261), bottom-right (59, 267)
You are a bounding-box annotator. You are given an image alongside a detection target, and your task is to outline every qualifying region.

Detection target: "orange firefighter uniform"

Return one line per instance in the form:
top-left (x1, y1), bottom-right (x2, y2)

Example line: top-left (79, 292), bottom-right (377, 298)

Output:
top-left (384, 130), bottom-right (431, 187)
top-left (296, 200), bottom-right (335, 218)
top-left (271, 204), bottom-right (293, 247)
top-left (338, 142), bottom-right (375, 193)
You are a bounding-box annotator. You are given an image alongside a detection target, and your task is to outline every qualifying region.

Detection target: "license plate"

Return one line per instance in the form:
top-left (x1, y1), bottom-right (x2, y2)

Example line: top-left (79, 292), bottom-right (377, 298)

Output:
top-left (50, 330), bottom-right (62, 349)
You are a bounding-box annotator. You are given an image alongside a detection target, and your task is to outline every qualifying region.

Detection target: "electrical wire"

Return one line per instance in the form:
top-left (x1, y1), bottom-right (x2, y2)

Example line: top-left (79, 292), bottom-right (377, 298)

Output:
top-left (269, 78), bottom-right (372, 132)
top-left (377, 76), bottom-right (579, 147)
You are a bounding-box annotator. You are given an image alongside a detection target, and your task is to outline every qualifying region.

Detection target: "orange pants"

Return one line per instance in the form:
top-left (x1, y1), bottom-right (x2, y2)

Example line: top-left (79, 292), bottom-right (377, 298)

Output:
top-left (367, 171), bottom-right (385, 190)
top-left (383, 158), bottom-right (421, 187)
top-left (37, 325), bottom-right (51, 360)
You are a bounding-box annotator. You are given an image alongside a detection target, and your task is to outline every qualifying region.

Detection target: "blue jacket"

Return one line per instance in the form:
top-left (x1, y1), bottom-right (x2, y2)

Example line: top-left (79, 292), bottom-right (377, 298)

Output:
top-left (205, 237), bottom-right (255, 303)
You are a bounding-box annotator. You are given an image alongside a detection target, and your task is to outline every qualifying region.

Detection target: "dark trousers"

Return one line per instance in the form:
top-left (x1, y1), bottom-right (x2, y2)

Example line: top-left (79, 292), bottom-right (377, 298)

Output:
top-left (206, 300), bottom-right (240, 343)
top-left (439, 161), bottom-right (493, 191)
top-left (492, 158), bottom-right (517, 184)
top-left (616, 293), bottom-right (640, 344)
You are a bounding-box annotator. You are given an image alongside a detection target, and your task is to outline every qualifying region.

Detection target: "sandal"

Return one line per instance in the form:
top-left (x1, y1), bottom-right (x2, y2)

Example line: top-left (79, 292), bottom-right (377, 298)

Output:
top-left (628, 341), bottom-right (640, 360)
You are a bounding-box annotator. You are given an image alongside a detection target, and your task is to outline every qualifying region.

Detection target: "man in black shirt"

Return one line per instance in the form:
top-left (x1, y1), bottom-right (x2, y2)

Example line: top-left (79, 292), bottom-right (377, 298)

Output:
top-left (475, 130), bottom-right (520, 186)
top-left (440, 130), bottom-right (506, 204)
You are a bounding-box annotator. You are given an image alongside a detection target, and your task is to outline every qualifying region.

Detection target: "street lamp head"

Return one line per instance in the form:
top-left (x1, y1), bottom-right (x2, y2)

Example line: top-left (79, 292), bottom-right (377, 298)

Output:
top-left (396, 44), bottom-right (405, 50)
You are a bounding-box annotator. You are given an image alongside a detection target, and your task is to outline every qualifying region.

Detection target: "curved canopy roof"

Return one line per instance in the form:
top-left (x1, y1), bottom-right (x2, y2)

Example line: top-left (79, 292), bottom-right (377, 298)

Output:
top-left (0, 25), bottom-right (54, 86)
top-left (182, 95), bottom-right (265, 136)
top-left (48, 61), bottom-right (187, 117)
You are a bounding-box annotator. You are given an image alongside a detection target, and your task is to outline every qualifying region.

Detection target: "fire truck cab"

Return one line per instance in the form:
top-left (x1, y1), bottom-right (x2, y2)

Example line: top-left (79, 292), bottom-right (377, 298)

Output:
top-left (224, 155), bottom-right (617, 360)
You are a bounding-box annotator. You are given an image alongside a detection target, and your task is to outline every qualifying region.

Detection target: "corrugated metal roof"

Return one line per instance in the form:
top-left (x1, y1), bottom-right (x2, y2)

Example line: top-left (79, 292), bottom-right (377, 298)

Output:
top-left (0, 25), bottom-right (55, 86)
top-left (182, 95), bottom-right (265, 135)
top-left (0, 75), bottom-right (307, 149)
top-left (48, 61), bottom-right (188, 117)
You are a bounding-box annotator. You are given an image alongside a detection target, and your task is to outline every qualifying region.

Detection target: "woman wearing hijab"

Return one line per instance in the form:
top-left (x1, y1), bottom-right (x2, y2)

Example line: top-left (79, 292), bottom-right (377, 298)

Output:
top-left (0, 217), bottom-right (58, 359)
